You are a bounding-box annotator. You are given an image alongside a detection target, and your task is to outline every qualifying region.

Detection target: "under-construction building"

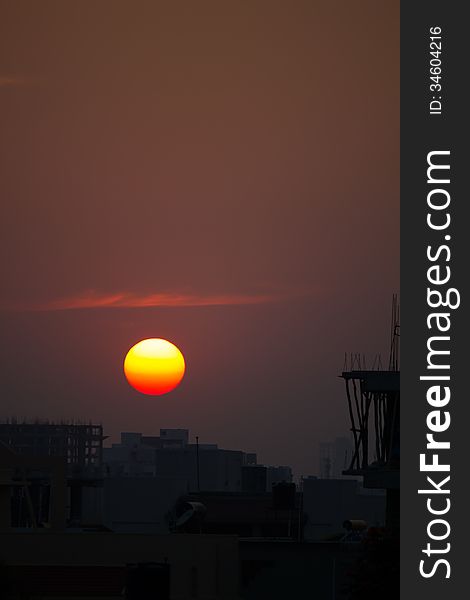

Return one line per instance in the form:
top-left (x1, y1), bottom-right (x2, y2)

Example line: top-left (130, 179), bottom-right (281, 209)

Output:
top-left (341, 296), bottom-right (400, 531)
top-left (0, 420), bottom-right (104, 475)
top-left (0, 420), bottom-right (106, 529)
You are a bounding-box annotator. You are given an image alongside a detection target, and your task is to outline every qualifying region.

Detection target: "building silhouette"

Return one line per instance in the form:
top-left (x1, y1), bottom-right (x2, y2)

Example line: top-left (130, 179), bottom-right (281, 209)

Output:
top-left (0, 414), bottom-right (388, 598)
top-left (319, 437), bottom-right (353, 479)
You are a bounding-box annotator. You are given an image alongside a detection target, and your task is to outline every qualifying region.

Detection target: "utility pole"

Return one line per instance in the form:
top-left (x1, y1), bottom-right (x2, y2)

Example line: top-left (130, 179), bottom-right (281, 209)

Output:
top-left (196, 435), bottom-right (200, 492)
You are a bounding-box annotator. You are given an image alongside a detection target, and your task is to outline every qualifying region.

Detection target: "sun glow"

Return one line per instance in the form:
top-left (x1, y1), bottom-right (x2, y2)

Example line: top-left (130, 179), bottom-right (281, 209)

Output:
top-left (124, 338), bottom-right (185, 396)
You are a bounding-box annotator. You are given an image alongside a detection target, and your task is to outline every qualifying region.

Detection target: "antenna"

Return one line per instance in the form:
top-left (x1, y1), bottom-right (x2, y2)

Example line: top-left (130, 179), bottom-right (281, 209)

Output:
top-left (388, 294), bottom-right (400, 371)
top-left (195, 436), bottom-right (200, 492)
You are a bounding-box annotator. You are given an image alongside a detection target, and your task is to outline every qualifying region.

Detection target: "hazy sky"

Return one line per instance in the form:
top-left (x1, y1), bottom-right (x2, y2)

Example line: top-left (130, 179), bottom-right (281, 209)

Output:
top-left (0, 1), bottom-right (399, 476)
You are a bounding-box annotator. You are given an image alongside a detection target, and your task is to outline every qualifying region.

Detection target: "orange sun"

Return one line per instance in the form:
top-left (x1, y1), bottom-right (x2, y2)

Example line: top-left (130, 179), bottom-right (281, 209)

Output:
top-left (124, 338), bottom-right (185, 396)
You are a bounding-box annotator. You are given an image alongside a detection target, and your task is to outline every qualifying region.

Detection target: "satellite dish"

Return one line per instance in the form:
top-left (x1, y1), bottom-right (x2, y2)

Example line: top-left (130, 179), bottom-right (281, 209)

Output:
top-left (175, 502), bottom-right (206, 528)
top-left (175, 509), bottom-right (193, 528)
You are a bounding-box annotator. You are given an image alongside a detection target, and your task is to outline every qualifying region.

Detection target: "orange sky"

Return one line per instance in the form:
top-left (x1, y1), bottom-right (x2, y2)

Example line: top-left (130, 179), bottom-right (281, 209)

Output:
top-left (0, 1), bottom-right (399, 476)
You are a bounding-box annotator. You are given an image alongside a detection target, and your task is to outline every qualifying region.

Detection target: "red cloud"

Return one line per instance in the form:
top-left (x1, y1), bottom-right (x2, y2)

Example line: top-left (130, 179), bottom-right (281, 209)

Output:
top-left (0, 76), bottom-right (32, 87)
top-left (35, 290), bottom-right (290, 311)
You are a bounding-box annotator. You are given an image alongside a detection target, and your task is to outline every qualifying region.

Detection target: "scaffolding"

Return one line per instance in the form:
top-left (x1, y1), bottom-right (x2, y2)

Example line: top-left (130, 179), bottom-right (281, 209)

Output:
top-left (341, 296), bottom-right (400, 490)
top-left (341, 370), bottom-right (399, 474)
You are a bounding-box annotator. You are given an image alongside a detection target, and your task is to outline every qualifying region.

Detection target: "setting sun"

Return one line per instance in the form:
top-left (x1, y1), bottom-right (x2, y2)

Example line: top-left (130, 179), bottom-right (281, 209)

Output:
top-left (124, 338), bottom-right (185, 396)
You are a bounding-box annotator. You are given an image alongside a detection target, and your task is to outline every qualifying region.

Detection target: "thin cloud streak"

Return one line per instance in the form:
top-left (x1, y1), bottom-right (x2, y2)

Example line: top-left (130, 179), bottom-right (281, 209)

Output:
top-left (29, 290), bottom-right (299, 311)
top-left (0, 76), bottom-right (33, 87)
